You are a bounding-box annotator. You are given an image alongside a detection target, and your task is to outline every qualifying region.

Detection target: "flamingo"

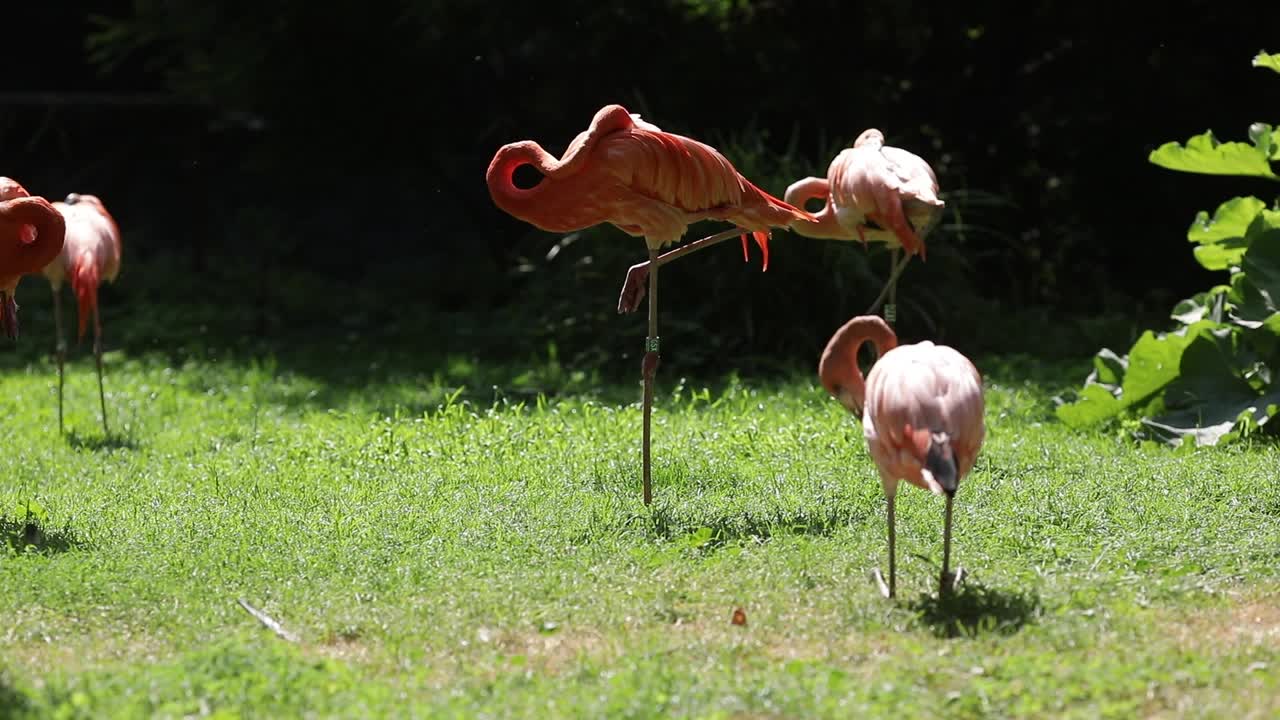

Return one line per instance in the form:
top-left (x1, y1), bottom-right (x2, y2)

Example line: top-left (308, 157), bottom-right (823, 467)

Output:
top-left (42, 193), bottom-right (122, 435)
top-left (819, 315), bottom-right (984, 598)
top-left (786, 129), bottom-right (945, 327)
top-left (487, 103), bottom-right (816, 504)
top-left (0, 177), bottom-right (66, 341)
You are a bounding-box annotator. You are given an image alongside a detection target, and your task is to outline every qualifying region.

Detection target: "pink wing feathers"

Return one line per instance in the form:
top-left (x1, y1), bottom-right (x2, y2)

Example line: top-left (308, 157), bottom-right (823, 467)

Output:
top-left (862, 341), bottom-right (985, 494)
top-left (48, 196), bottom-right (122, 339)
top-left (487, 104), bottom-right (815, 266)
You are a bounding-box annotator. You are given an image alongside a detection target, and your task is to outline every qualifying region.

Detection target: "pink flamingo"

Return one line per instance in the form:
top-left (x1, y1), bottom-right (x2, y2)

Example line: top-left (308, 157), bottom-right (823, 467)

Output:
top-left (819, 315), bottom-right (985, 597)
top-left (0, 177), bottom-right (66, 340)
top-left (42, 193), bottom-right (123, 434)
top-left (487, 103), bottom-right (815, 504)
top-left (786, 129), bottom-right (945, 327)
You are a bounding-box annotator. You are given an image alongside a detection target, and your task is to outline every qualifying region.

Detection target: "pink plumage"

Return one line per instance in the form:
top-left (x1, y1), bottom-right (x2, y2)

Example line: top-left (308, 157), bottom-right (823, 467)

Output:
top-left (786, 129), bottom-right (944, 255)
top-left (819, 315), bottom-right (985, 598)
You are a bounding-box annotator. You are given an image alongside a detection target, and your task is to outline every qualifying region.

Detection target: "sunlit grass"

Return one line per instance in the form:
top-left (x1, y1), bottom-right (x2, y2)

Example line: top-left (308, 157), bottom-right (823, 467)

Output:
top-left (2, 345), bottom-right (1278, 718)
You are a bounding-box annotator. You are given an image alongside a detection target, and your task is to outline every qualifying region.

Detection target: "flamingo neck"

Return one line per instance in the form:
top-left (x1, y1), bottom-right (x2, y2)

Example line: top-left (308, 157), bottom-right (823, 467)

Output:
top-left (818, 315), bottom-right (898, 414)
top-left (784, 177), bottom-right (853, 240)
top-left (484, 141), bottom-right (559, 220)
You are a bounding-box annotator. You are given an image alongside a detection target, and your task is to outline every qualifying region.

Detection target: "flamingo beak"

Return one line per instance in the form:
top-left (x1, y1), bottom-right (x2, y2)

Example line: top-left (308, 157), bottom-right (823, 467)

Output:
top-left (1, 291), bottom-right (17, 340)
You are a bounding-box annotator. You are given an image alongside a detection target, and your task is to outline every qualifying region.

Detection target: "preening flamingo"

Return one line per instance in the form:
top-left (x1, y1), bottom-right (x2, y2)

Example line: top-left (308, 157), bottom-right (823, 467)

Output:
top-left (487, 103), bottom-right (816, 504)
top-left (819, 315), bottom-right (984, 597)
top-left (0, 177), bottom-right (66, 340)
top-left (787, 129), bottom-right (944, 327)
top-left (43, 193), bottom-right (122, 435)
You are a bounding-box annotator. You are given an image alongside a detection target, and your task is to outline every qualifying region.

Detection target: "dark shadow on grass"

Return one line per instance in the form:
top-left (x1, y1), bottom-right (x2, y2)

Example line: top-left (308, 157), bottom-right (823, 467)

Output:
top-left (65, 430), bottom-right (140, 452)
top-left (639, 500), bottom-right (874, 548)
top-left (1, 516), bottom-right (84, 555)
top-left (0, 674), bottom-right (34, 720)
top-left (906, 578), bottom-right (1040, 638)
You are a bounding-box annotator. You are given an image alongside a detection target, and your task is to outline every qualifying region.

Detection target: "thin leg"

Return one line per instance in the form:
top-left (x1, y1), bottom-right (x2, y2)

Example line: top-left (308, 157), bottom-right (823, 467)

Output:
top-left (872, 492), bottom-right (897, 598)
top-left (641, 247), bottom-right (660, 505)
top-left (52, 286), bottom-right (65, 435)
top-left (93, 302), bottom-right (108, 435)
top-left (863, 249), bottom-right (912, 318)
top-left (618, 227), bottom-right (746, 314)
top-left (940, 492), bottom-right (965, 595)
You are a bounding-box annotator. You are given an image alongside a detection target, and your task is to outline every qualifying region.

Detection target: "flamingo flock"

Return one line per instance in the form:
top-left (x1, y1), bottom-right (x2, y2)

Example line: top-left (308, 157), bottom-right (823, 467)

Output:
top-left (488, 104), bottom-right (985, 596)
top-left (2, 103), bottom-right (982, 600)
top-left (0, 177), bottom-right (122, 434)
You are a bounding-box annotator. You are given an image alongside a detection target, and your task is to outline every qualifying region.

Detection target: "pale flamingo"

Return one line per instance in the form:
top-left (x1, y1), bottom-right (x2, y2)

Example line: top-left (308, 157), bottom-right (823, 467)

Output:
top-left (786, 129), bottom-right (945, 327)
top-left (43, 193), bottom-right (122, 434)
top-left (819, 315), bottom-right (984, 597)
top-left (0, 177), bottom-right (66, 340)
top-left (487, 103), bottom-right (816, 504)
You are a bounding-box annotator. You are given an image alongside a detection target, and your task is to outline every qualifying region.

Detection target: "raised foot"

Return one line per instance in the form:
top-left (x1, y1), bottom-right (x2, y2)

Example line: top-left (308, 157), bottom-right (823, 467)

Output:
top-left (940, 566), bottom-right (966, 596)
top-left (871, 568), bottom-right (894, 599)
top-left (617, 262), bottom-right (650, 314)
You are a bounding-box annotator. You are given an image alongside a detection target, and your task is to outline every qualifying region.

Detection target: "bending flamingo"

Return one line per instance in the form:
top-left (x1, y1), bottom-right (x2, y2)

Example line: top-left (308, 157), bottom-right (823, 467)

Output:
top-left (819, 315), bottom-right (984, 597)
top-left (487, 103), bottom-right (816, 504)
top-left (786, 129), bottom-right (944, 327)
top-left (43, 193), bottom-right (122, 434)
top-left (0, 177), bottom-right (66, 340)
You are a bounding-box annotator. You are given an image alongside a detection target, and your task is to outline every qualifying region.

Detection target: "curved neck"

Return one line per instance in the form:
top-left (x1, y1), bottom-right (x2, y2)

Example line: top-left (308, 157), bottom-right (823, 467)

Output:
top-left (784, 176), bottom-right (851, 240)
top-left (484, 141), bottom-right (559, 218)
top-left (0, 196), bottom-right (67, 285)
top-left (818, 315), bottom-right (898, 414)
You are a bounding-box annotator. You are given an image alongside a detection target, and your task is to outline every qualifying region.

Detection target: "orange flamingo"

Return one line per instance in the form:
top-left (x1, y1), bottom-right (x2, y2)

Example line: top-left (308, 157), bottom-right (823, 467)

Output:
top-left (0, 177), bottom-right (66, 341)
top-left (42, 193), bottom-right (122, 434)
top-left (786, 129), bottom-right (945, 327)
top-left (487, 104), bottom-right (816, 504)
top-left (819, 315), bottom-right (984, 597)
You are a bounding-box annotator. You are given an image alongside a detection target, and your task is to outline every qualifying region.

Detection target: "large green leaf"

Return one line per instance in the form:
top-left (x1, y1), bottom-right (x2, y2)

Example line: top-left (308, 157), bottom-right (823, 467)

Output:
top-left (1241, 223), bottom-right (1280, 299)
top-left (1187, 197), bottom-right (1268, 270)
top-left (1144, 388), bottom-right (1280, 447)
top-left (1254, 51), bottom-right (1280, 75)
top-left (1056, 321), bottom-right (1218, 428)
top-left (1056, 383), bottom-right (1124, 427)
top-left (1149, 130), bottom-right (1278, 179)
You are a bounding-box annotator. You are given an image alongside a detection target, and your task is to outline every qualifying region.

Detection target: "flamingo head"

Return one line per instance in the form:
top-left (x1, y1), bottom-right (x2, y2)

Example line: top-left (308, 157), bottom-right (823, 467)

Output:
top-left (922, 430), bottom-right (958, 495)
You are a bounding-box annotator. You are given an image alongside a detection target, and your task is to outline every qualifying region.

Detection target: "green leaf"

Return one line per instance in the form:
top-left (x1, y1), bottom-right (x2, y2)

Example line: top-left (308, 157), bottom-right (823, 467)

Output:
top-left (1056, 383), bottom-right (1124, 427)
top-left (1144, 387), bottom-right (1280, 447)
top-left (1187, 196), bottom-right (1265, 243)
top-left (1241, 224), bottom-right (1280, 300)
top-left (1118, 322), bottom-right (1216, 410)
top-left (1171, 288), bottom-right (1227, 325)
top-left (1149, 130), bottom-right (1278, 179)
top-left (1253, 50), bottom-right (1280, 75)
top-left (1091, 348), bottom-right (1127, 387)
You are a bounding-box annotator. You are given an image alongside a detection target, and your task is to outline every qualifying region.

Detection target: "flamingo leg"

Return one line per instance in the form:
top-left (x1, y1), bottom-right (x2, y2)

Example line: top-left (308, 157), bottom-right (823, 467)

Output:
top-left (618, 227), bottom-right (747, 314)
top-left (51, 285), bottom-right (65, 435)
top-left (940, 492), bottom-right (965, 595)
top-left (864, 249), bottom-right (913, 319)
top-left (93, 301), bottom-right (108, 435)
top-left (872, 490), bottom-right (897, 599)
top-left (640, 246), bottom-right (661, 505)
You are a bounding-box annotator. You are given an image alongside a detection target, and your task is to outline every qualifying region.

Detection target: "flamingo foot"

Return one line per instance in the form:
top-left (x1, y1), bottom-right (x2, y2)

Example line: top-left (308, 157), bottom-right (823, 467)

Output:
top-left (871, 568), bottom-right (894, 599)
top-left (618, 262), bottom-right (650, 314)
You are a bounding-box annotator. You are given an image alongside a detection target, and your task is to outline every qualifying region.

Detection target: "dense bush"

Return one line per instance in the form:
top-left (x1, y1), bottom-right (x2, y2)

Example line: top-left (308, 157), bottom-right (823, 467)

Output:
top-left (1057, 53), bottom-right (1280, 446)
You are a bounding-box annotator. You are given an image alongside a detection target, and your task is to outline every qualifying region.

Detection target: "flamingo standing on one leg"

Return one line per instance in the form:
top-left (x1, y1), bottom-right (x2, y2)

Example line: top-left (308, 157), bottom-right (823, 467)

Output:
top-left (0, 177), bottom-right (66, 340)
top-left (819, 315), bottom-right (984, 597)
top-left (786, 129), bottom-right (945, 328)
top-left (42, 193), bottom-right (122, 435)
top-left (487, 104), bottom-right (816, 505)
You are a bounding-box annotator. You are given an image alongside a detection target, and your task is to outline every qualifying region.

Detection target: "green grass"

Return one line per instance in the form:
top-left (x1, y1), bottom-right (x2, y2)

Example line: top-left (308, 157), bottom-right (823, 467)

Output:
top-left (2, 338), bottom-right (1279, 718)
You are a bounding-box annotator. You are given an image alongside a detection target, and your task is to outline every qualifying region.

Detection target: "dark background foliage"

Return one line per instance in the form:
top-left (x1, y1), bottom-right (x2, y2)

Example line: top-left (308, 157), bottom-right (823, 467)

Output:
top-left (3, 0), bottom-right (1273, 376)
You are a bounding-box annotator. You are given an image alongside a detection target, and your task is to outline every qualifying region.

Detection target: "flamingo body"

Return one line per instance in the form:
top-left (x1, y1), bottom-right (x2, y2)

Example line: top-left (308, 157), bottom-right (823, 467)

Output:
top-left (0, 177), bottom-right (67, 339)
top-left (786, 129), bottom-right (944, 256)
top-left (44, 194), bottom-right (122, 340)
top-left (487, 103), bottom-right (816, 265)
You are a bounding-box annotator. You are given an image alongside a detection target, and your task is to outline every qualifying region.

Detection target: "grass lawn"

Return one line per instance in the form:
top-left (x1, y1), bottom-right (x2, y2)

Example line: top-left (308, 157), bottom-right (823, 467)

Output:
top-left (2, 337), bottom-right (1279, 718)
